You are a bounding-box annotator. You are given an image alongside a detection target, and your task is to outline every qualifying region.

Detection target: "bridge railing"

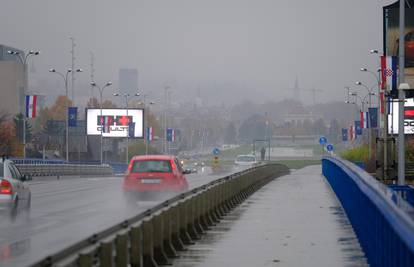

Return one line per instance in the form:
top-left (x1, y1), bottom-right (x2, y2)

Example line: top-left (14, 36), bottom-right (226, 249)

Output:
top-left (322, 156), bottom-right (414, 267)
top-left (30, 163), bottom-right (289, 267)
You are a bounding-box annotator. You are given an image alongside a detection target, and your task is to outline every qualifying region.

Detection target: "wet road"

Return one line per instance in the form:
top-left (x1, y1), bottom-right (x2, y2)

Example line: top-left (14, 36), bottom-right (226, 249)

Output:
top-left (172, 166), bottom-right (368, 267)
top-left (0, 166), bottom-right (245, 267)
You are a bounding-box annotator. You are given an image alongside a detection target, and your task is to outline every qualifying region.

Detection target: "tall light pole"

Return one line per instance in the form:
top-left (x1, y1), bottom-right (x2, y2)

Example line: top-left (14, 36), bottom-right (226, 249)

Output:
top-left (113, 92), bottom-right (140, 163)
top-left (7, 50), bottom-right (40, 158)
top-left (138, 96), bottom-right (155, 155)
top-left (91, 81), bottom-right (112, 165)
top-left (398, 0), bottom-right (406, 185)
top-left (164, 86), bottom-right (170, 154)
top-left (350, 91), bottom-right (371, 156)
top-left (49, 68), bottom-right (83, 162)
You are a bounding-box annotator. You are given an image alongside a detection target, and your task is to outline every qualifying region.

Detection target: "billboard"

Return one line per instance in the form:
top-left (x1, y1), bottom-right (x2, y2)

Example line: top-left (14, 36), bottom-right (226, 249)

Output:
top-left (383, 2), bottom-right (414, 95)
top-left (86, 108), bottom-right (144, 138)
top-left (388, 98), bottom-right (414, 134)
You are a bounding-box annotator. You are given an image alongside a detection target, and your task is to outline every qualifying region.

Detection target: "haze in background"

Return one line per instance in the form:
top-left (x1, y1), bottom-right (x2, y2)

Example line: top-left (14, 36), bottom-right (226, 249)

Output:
top-left (0, 0), bottom-right (394, 106)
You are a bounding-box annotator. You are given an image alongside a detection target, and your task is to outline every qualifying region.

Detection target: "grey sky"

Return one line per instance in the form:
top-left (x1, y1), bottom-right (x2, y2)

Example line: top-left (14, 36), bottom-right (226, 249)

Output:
top-left (0, 0), bottom-right (394, 106)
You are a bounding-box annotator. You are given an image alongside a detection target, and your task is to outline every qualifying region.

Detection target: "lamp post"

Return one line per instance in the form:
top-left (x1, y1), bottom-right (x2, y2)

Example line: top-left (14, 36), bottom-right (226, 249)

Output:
top-left (91, 81), bottom-right (112, 165)
top-left (7, 50), bottom-right (40, 158)
top-left (350, 91), bottom-right (371, 157)
top-left (49, 68), bottom-right (82, 162)
top-left (163, 86), bottom-right (170, 154)
top-left (138, 95), bottom-right (155, 155)
top-left (113, 92), bottom-right (140, 163)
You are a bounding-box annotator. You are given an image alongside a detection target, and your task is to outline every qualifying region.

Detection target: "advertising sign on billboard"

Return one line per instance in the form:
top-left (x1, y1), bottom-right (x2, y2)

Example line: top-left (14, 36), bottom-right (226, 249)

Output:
top-left (388, 98), bottom-right (414, 134)
top-left (86, 108), bottom-right (144, 138)
top-left (383, 3), bottom-right (414, 95)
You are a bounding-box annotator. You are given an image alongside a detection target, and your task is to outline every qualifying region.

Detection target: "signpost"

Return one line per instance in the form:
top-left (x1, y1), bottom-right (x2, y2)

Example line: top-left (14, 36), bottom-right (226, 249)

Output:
top-left (326, 144), bottom-right (334, 155)
top-left (319, 136), bottom-right (327, 156)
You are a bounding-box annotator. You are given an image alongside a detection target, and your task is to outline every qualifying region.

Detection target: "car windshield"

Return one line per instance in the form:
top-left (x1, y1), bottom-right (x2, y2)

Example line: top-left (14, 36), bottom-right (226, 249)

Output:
top-left (131, 160), bottom-right (172, 173)
top-left (236, 156), bottom-right (256, 162)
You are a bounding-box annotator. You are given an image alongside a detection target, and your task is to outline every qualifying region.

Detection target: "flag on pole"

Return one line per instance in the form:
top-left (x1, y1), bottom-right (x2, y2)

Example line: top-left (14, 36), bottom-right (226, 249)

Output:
top-left (102, 116), bottom-right (111, 133)
top-left (146, 127), bottom-right (153, 141)
top-left (381, 56), bottom-right (398, 91)
top-left (25, 95), bottom-right (37, 118)
top-left (349, 125), bottom-right (355, 141)
top-left (342, 128), bottom-right (348, 141)
top-left (128, 122), bottom-right (135, 137)
top-left (360, 111), bottom-right (369, 129)
top-left (380, 92), bottom-right (385, 114)
top-left (166, 128), bottom-right (175, 142)
top-left (68, 107), bottom-right (77, 127)
top-left (368, 107), bottom-right (378, 128)
top-left (354, 121), bottom-right (362, 135)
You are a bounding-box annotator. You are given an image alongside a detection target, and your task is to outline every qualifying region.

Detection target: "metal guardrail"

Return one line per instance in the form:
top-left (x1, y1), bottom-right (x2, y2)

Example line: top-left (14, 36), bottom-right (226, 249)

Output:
top-left (322, 156), bottom-right (414, 267)
top-left (16, 164), bottom-right (113, 177)
top-left (30, 163), bottom-right (289, 267)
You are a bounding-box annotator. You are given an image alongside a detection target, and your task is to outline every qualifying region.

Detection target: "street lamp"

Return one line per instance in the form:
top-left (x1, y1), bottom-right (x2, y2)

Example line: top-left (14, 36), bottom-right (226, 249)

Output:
top-left (49, 68), bottom-right (83, 162)
top-left (163, 86), bottom-right (171, 154)
top-left (7, 49), bottom-right (40, 158)
top-left (350, 91), bottom-right (372, 158)
top-left (138, 95), bottom-right (155, 155)
top-left (91, 81), bottom-right (112, 165)
top-left (113, 92), bottom-right (140, 163)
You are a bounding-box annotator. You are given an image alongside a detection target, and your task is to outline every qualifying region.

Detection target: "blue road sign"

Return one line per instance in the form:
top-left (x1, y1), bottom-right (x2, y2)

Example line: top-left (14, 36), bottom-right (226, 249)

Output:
top-left (326, 144), bottom-right (334, 152)
top-left (213, 148), bottom-right (221, 155)
top-left (319, 136), bottom-right (327, 145)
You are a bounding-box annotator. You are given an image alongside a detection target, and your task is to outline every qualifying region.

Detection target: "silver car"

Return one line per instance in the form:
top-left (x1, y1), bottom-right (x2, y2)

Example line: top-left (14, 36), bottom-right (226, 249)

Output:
top-left (0, 159), bottom-right (31, 217)
top-left (234, 155), bottom-right (258, 166)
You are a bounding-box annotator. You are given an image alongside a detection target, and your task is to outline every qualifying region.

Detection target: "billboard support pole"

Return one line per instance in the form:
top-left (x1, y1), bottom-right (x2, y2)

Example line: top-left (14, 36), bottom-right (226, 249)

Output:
top-left (398, 0), bottom-right (406, 185)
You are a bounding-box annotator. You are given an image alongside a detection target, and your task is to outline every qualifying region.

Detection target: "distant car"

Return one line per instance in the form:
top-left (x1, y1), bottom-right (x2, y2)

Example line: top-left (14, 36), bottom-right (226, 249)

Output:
top-left (0, 159), bottom-right (31, 217)
top-left (234, 155), bottom-right (258, 166)
top-left (393, 31), bottom-right (414, 67)
top-left (123, 155), bottom-right (190, 199)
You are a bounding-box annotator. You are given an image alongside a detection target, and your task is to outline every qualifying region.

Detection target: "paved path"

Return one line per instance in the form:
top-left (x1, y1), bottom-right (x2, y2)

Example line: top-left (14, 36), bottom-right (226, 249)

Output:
top-left (173, 165), bottom-right (368, 267)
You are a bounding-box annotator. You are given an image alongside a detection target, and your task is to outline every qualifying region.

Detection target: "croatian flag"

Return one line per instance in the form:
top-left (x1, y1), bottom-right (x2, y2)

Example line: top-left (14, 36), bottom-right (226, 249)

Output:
top-left (146, 127), bottom-right (153, 141)
top-left (381, 56), bottom-right (397, 91)
top-left (360, 111), bottom-right (369, 129)
top-left (349, 125), bottom-right (355, 141)
top-left (25, 95), bottom-right (37, 118)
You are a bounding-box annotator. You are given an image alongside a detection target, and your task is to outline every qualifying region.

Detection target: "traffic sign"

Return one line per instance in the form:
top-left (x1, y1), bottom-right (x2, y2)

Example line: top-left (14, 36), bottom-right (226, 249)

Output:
top-left (213, 148), bottom-right (221, 155)
top-left (319, 136), bottom-right (327, 145)
top-left (326, 144), bottom-right (334, 152)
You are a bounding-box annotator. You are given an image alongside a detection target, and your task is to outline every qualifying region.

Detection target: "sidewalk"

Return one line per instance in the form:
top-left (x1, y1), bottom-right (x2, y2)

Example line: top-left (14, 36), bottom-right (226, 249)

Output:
top-left (173, 165), bottom-right (368, 267)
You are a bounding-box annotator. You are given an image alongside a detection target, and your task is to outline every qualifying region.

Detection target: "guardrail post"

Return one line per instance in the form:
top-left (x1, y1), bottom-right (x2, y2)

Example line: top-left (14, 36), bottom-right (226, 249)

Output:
top-left (99, 240), bottom-right (113, 267)
top-left (169, 204), bottom-right (186, 251)
top-left (152, 213), bottom-right (170, 265)
top-left (78, 247), bottom-right (96, 267)
top-left (130, 224), bottom-right (143, 267)
top-left (186, 198), bottom-right (201, 240)
top-left (192, 194), bottom-right (206, 234)
top-left (162, 208), bottom-right (178, 258)
top-left (178, 201), bottom-right (195, 245)
top-left (142, 218), bottom-right (158, 267)
top-left (115, 231), bottom-right (129, 267)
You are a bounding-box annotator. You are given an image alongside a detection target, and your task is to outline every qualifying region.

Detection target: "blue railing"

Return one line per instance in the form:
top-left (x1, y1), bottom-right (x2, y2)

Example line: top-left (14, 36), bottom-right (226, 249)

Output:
top-left (322, 156), bottom-right (414, 267)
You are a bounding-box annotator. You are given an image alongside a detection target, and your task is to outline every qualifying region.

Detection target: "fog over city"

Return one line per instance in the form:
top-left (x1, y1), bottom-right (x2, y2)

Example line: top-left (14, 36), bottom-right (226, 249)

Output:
top-left (0, 0), bottom-right (393, 106)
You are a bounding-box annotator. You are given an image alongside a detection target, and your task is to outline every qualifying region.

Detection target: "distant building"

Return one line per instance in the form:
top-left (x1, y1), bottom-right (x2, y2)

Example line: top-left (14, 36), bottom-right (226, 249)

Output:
top-left (0, 45), bottom-right (25, 116)
top-left (119, 68), bottom-right (138, 96)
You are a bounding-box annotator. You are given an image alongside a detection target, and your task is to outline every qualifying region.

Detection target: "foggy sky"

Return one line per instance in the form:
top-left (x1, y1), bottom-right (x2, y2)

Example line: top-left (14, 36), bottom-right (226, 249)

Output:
top-left (0, 0), bottom-right (395, 107)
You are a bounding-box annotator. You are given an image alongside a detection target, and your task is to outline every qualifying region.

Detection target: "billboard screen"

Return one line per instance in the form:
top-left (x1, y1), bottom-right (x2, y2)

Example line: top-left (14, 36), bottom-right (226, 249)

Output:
top-left (384, 4), bottom-right (414, 95)
top-left (86, 108), bottom-right (144, 138)
top-left (388, 98), bottom-right (414, 134)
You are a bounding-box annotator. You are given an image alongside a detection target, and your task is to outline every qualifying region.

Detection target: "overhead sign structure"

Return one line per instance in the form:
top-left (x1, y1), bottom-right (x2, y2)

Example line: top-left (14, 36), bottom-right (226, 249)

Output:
top-left (388, 98), bottom-right (414, 134)
top-left (86, 108), bottom-right (144, 138)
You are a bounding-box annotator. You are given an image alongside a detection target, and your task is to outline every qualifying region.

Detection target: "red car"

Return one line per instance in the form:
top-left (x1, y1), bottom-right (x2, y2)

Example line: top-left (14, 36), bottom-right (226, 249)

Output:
top-left (123, 155), bottom-right (189, 199)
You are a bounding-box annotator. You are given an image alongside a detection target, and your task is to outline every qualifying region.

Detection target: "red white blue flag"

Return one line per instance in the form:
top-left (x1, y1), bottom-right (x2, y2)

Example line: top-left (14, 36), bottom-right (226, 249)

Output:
top-left (348, 125), bottom-right (355, 141)
top-left (381, 56), bottom-right (397, 91)
top-left (146, 127), bottom-right (153, 141)
top-left (25, 95), bottom-right (37, 118)
top-left (360, 111), bottom-right (369, 129)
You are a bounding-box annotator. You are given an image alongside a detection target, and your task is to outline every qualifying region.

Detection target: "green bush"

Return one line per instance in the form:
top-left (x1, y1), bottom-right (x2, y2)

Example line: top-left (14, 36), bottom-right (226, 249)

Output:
top-left (340, 145), bottom-right (369, 162)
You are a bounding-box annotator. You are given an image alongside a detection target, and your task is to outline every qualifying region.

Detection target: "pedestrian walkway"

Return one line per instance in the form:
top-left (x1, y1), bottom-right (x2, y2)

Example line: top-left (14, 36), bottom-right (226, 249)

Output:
top-left (172, 165), bottom-right (368, 267)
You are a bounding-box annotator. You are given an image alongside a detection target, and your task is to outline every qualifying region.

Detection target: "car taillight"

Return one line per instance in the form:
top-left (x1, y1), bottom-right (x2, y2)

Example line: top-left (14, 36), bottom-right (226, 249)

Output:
top-left (0, 179), bottom-right (12, 195)
top-left (171, 160), bottom-right (177, 171)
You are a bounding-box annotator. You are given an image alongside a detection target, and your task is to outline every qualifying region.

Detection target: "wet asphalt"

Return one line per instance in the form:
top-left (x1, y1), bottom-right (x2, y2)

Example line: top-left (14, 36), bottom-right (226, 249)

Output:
top-left (0, 166), bottom-right (244, 267)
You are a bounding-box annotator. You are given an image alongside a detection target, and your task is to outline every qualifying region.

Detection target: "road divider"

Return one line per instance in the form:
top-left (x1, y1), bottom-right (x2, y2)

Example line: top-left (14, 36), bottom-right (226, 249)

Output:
top-left (16, 163), bottom-right (113, 178)
top-left (30, 163), bottom-right (289, 267)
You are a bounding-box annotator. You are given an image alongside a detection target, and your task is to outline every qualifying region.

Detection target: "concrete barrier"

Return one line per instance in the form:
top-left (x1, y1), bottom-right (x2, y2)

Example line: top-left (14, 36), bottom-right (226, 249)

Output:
top-left (30, 163), bottom-right (289, 267)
